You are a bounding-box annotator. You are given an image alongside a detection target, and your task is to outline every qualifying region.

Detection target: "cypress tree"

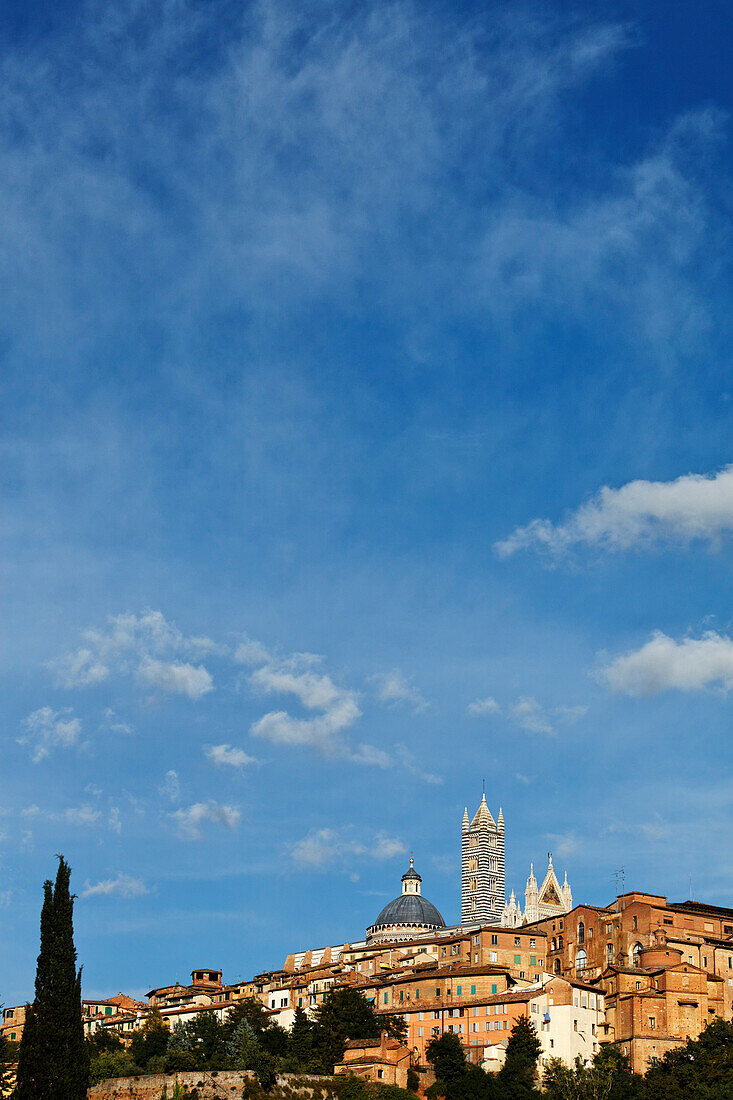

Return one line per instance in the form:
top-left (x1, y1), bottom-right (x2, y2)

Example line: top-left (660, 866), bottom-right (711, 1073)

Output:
top-left (15, 856), bottom-right (89, 1100)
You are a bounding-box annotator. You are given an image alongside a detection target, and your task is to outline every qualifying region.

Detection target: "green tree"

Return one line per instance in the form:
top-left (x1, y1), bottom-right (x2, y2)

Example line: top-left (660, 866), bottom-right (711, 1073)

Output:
top-left (426, 1031), bottom-right (468, 1089)
top-left (496, 1016), bottom-right (542, 1099)
top-left (0, 1017), bottom-right (15, 1100)
top-left (311, 987), bottom-right (406, 1073)
top-left (15, 856), bottom-right (90, 1100)
top-left (644, 1017), bottom-right (733, 1100)
top-left (130, 1007), bottom-right (171, 1068)
top-left (406, 1066), bottom-right (420, 1093)
top-left (290, 1005), bottom-right (316, 1068)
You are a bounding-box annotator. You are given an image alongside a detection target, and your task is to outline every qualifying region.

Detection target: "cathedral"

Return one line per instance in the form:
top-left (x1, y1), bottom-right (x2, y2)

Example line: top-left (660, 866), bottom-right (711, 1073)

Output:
top-left (460, 794), bottom-right (573, 928)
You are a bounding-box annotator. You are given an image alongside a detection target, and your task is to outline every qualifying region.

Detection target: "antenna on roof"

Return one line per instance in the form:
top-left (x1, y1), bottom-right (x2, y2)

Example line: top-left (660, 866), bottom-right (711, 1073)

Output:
top-left (482, 777), bottom-right (485, 795)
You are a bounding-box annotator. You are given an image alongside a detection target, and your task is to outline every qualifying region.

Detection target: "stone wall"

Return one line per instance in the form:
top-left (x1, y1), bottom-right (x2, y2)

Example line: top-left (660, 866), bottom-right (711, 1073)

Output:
top-left (88, 1071), bottom-right (337, 1100)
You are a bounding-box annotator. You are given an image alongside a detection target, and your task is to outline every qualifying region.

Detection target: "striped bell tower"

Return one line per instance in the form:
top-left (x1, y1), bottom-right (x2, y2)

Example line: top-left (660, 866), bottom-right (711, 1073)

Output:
top-left (461, 795), bottom-right (505, 924)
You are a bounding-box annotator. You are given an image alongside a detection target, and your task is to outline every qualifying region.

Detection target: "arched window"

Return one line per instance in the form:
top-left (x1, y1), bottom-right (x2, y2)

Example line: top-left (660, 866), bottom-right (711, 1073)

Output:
top-left (578, 922), bottom-right (585, 945)
top-left (551, 938), bottom-right (556, 951)
top-left (558, 935), bottom-right (563, 950)
top-left (607, 942), bottom-right (614, 964)
top-left (631, 942), bottom-right (643, 967)
top-left (554, 959), bottom-right (561, 974)
top-left (576, 949), bottom-right (587, 972)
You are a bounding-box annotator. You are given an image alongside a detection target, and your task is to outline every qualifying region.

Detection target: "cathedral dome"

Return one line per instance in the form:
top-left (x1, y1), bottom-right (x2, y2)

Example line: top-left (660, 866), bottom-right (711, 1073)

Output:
top-left (366, 858), bottom-right (446, 943)
top-left (372, 893), bottom-right (446, 929)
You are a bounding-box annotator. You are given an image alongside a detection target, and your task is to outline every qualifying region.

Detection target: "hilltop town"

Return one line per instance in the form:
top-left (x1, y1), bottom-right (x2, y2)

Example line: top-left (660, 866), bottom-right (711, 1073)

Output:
top-left (4, 795), bottom-right (732, 1084)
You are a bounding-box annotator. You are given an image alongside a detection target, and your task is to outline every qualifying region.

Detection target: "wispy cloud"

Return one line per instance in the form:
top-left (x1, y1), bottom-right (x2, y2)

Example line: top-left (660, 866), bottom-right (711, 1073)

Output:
top-left (370, 669), bottom-right (429, 712)
top-left (158, 770), bottom-right (181, 803)
top-left (290, 827), bottom-right (406, 870)
top-left (600, 630), bottom-right (733, 696)
top-left (240, 638), bottom-right (389, 767)
top-left (467, 695), bottom-right (587, 735)
top-left (204, 744), bottom-right (256, 768)
top-left (467, 696), bottom-right (501, 717)
top-left (496, 464), bottom-right (733, 559)
top-left (171, 801), bottom-right (241, 840)
top-left (50, 611), bottom-right (218, 699)
top-left (19, 706), bottom-right (83, 762)
top-left (82, 873), bottom-right (148, 899)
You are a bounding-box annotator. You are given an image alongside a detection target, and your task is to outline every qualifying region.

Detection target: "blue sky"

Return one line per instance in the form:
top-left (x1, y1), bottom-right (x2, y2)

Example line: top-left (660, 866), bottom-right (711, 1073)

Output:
top-left (2, 0), bottom-right (733, 1003)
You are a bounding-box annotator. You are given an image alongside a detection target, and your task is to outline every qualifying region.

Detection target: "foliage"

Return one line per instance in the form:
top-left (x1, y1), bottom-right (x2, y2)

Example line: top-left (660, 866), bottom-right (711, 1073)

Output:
top-left (496, 1015), bottom-right (542, 1099)
top-left (0, 1021), bottom-right (14, 1100)
top-left (290, 1007), bottom-right (317, 1069)
top-left (130, 1007), bottom-right (171, 1068)
top-left (88, 1049), bottom-right (143, 1083)
top-left (311, 988), bottom-right (406, 1073)
top-left (14, 856), bottom-right (90, 1100)
top-left (426, 1031), bottom-right (468, 1087)
top-left (86, 1027), bottom-right (124, 1054)
top-left (406, 1066), bottom-right (420, 1092)
top-left (643, 1017), bottom-right (733, 1100)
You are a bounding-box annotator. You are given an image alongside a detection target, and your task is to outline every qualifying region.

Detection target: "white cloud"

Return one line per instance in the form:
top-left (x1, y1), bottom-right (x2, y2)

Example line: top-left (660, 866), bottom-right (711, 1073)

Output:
top-left (496, 464), bottom-right (733, 559)
top-left (467, 696), bottom-right (501, 717)
top-left (393, 745), bottom-right (442, 785)
top-left (204, 743), bottom-right (256, 768)
top-left (158, 770), bottom-right (181, 803)
top-left (291, 827), bottom-right (406, 869)
top-left (234, 636), bottom-right (272, 666)
top-left (515, 773), bottom-right (533, 785)
top-left (510, 697), bottom-right (555, 735)
top-left (606, 817), bottom-right (670, 843)
top-left (108, 807), bottom-right (122, 834)
top-left (138, 657), bottom-right (213, 700)
top-left (50, 610), bottom-right (217, 698)
top-left (245, 642), bottom-right (392, 766)
top-left (171, 801), bottom-right (241, 840)
top-left (64, 805), bottom-right (102, 827)
top-left (19, 706), bottom-right (83, 762)
top-left (370, 670), bottom-right (429, 712)
top-left (102, 708), bottom-right (134, 735)
top-left (600, 630), bottom-right (733, 696)
top-left (82, 873), bottom-right (148, 898)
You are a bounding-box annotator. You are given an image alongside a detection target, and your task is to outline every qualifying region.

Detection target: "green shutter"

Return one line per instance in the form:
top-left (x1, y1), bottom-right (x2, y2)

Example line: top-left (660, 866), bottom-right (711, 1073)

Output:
top-left (456, 985), bottom-right (462, 995)
top-left (491, 984), bottom-right (497, 995)
top-left (530, 956), bottom-right (536, 967)
top-left (470, 985), bottom-right (476, 995)
top-left (514, 955), bottom-right (521, 964)
top-left (384, 992), bottom-right (388, 1004)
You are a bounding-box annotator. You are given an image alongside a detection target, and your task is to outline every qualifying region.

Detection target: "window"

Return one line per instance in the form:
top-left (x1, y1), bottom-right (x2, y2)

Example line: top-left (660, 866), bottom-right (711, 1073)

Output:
top-left (576, 949), bottom-right (587, 972)
top-left (384, 993), bottom-right (388, 1004)
top-left (530, 939), bottom-right (536, 948)
top-left (514, 955), bottom-right (521, 965)
top-left (605, 924), bottom-right (612, 934)
top-left (515, 937), bottom-right (521, 946)
top-left (558, 935), bottom-right (563, 949)
top-left (418, 1027), bottom-right (423, 1037)
top-left (377, 1070), bottom-right (383, 1080)
top-left (491, 934), bottom-right (498, 945)
top-left (560, 920), bottom-right (564, 930)
top-left (578, 922), bottom-right (585, 945)
top-left (490, 951), bottom-right (498, 963)
top-left (724, 925), bottom-right (733, 935)
top-left (399, 991), bottom-right (404, 1002)
top-left (636, 982), bottom-right (641, 990)
top-left (456, 986), bottom-right (462, 995)
top-left (419, 1011), bottom-right (424, 1021)
top-left (470, 985), bottom-right (476, 995)
top-left (105, 1007), bottom-right (112, 1015)
top-left (520, 971), bottom-right (526, 979)
top-left (491, 984), bottom-right (497, 994)
top-left (632, 916), bottom-right (637, 931)
top-left (551, 938), bottom-right (556, 951)
top-left (530, 956), bottom-right (536, 967)
top-left (607, 943), bottom-right (614, 963)
top-left (415, 989), bottom-right (420, 999)
top-left (441, 948), bottom-right (447, 958)
top-left (703, 957), bottom-right (708, 968)
top-left (5, 1011), bottom-right (14, 1020)
top-left (663, 919), bottom-right (673, 926)
top-left (436, 989), bottom-right (441, 997)
top-left (574, 1019), bottom-right (578, 1032)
